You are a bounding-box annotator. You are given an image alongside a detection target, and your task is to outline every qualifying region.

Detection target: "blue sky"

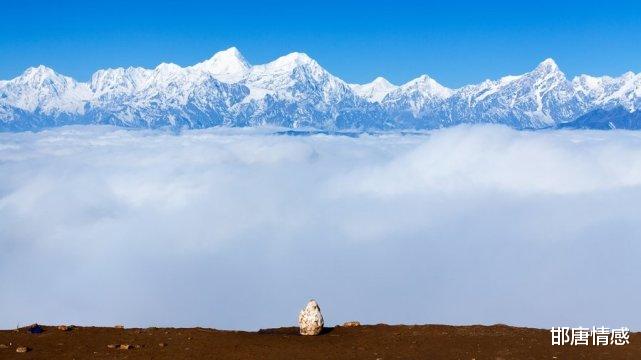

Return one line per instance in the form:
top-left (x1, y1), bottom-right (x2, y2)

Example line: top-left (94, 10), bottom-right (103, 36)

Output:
top-left (2, 1), bottom-right (641, 87)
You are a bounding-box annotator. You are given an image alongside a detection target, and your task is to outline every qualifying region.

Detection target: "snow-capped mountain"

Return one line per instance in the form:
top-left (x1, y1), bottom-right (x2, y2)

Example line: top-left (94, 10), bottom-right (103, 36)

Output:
top-left (572, 71), bottom-right (641, 112)
top-left (1, 48), bottom-right (640, 131)
top-left (432, 59), bottom-right (580, 128)
top-left (190, 47), bottom-right (250, 83)
top-left (349, 77), bottom-right (398, 103)
top-left (381, 74), bottom-right (453, 128)
top-left (1, 66), bottom-right (91, 120)
top-left (87, 60), bottom-right (249, 128)
top-left (233, 52), bottom-right (390, 129)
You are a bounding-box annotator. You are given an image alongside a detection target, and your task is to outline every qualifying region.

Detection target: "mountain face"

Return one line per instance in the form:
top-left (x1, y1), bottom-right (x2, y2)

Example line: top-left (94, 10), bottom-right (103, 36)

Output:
top-left (434, 59), bottom-right (583, 129)
top-left (559, 106), bottom-right (641, 130)
top-left (1, 48), bottom-right (640, 131)
top-left (229, 52), bottom-right (380, 129)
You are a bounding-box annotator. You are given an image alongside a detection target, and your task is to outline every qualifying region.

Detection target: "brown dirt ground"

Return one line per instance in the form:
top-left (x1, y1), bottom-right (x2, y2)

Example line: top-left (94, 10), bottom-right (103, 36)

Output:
top-left (0, 324), bottom-right (639, 359)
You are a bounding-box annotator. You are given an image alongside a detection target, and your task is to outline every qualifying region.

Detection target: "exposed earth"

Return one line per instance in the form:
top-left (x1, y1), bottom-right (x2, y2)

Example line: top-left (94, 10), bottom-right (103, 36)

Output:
top-left (0, 324), bottom-right (638, 359)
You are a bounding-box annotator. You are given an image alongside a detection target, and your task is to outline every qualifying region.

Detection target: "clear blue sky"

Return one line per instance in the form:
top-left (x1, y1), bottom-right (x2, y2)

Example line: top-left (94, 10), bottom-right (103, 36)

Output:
top-left (2, 1), bottom-right (641, 87)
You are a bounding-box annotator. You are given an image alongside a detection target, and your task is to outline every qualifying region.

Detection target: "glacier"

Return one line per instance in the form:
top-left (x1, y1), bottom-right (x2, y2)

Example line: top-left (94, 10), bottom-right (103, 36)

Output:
top-left (1, 47), bottom-right (640, 131)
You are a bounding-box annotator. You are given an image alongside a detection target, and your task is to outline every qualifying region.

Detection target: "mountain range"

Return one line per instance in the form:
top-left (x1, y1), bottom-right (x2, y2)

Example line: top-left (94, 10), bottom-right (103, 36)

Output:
top-left (1, 47), bottom-right (640, 131)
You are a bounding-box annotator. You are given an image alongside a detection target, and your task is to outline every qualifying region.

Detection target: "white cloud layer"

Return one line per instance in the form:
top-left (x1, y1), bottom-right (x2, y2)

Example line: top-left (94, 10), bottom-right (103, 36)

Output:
top-left (1, 125), bottom-right (640, 330)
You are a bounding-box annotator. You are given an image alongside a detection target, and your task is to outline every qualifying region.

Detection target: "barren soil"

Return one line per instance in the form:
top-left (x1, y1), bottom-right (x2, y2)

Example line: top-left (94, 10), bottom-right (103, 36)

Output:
top-left (0, 324), bottom-right (639, 359)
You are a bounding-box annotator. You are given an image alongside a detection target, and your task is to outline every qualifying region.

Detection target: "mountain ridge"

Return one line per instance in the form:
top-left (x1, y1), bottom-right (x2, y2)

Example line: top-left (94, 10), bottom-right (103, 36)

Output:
top-left (1, 48), bottom-right (640, 131)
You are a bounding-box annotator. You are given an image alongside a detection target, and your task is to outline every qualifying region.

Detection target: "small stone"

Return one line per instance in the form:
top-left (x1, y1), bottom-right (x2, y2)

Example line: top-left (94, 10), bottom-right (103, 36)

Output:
top-left (298, 299), bottom-right (324, 336)
top-left (119, 344), bottom-right (132, 350)
top-left (0, 344), bottom-right (7, 349)
top-left (159, 342), bottom-right (167, 347)
top-left (16, 346), bottom-right (29, 353)
top-left (107, 344), bottom-right (118, 349)
top-left (28, 324), bottom-right (44, 334)
top-left (57, 325), bottom-right (72, 331)
top-left (342, 321), bottom-right (361, 327)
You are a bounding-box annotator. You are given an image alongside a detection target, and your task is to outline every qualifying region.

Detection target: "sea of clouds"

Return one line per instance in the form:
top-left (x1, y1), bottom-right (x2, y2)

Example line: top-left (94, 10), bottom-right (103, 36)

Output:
top-left (1, 125), bottom-right (640, 330)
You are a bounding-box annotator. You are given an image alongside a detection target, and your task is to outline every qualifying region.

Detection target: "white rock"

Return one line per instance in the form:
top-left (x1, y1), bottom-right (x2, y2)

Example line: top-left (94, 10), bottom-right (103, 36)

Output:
top-left (342, 321), bottom-right (361, 327)
top-left (298, 299), bottom-right (324, 335)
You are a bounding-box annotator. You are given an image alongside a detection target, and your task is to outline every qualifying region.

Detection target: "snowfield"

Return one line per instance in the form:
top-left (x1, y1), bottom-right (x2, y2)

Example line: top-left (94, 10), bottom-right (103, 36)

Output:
top-left (1, 125), bottom-right (640, 329)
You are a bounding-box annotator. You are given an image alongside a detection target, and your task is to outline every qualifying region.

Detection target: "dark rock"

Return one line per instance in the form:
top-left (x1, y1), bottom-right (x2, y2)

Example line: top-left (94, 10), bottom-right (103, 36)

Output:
top-left (28, 324), bottom-right (44, 334)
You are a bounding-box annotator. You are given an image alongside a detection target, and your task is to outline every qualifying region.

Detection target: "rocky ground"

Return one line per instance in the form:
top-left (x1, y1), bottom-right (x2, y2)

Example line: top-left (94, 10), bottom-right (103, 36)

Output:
top-left (0, 324), bottom-right (639, 359)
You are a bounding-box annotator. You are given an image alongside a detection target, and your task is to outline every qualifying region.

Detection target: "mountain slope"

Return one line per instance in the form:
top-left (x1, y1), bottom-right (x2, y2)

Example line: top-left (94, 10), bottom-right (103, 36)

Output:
top-left (558, 107), bottom-right (641, 130)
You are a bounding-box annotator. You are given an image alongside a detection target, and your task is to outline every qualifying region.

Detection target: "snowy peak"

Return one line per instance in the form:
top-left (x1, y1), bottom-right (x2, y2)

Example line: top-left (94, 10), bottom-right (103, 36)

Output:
top-left (191, 47), bottom-right (251, 83)
top-left (527, 58), bottom-right (567, 87)
top-left (90, 67), bottom-right (151, 95)
top-left (514, 59), bottom-right (567, 89)
top-left (239, 52), bottom-right (328, 96)
top-left (403, 75), bottom-right (452, 98)
top-left (370, 76), bottom-right (395, 87)
top-left (390, 74), bottom-right (453, 100)
top-left (350, 77), bottom-right (398, 103)
top-left (571, 71), bottom-right (641, 111)
top-left (381, 75), bottom-right (453, 117)
top-left (12, 65), bottom-right (73, 88)
top-left (21, 65), bottom-right (58, 81)
top-left (155, 62), bottom-right (183, 72)
top-left (260, 52), bottom-right (323, 74)
top-left (534, 58), bottom-right (560, 73)
top-left (445, 58), bottom-right (573, 127)
top-left (272, 52), bottom-right (315, 66)
top-left (212, 47), bottom-right (248, 64)
top-left (1, 65), bottom-right (90, 114)
top-left (243, 51), bottom-right (350, 102)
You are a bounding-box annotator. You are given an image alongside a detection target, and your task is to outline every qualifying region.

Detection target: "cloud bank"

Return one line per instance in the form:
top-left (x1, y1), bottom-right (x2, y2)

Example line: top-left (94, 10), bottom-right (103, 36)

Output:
top-left (1, 125), bottom-right (640, 330)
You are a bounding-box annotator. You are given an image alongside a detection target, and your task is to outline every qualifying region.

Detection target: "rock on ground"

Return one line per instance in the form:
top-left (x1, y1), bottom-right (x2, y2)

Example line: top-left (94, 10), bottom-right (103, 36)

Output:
top-left (342, 321), bottom-right (361, 327)
top-left (298, 299), bottom-right (324, 336)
